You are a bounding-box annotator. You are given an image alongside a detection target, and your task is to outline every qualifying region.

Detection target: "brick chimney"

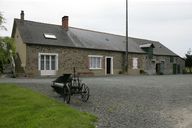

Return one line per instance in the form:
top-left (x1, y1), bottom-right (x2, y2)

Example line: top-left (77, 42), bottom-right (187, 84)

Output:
top-left (62, 16), bottom-right (68, 31)
top-left (20, 10), bottom-right (24, 21)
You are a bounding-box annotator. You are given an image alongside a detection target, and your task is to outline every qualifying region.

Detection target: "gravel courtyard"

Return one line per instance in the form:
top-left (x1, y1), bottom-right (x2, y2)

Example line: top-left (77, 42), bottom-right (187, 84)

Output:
top-left (1, 75), bottom-right (192, 128)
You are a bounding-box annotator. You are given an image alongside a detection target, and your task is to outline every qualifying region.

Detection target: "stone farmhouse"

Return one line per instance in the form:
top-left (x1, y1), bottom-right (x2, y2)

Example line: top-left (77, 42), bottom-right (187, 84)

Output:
top-left (11, 11), bottom-right (185, 77)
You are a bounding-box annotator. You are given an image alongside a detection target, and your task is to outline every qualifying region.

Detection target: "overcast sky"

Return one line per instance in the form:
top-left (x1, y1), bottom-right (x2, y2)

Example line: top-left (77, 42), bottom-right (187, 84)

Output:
top-left (0, 0), bottom-right (191, 57)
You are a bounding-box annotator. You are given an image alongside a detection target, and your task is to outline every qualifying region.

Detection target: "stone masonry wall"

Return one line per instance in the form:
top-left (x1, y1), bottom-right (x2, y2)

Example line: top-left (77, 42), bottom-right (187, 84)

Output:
top-left (25, 44), bottom-right (185, 77)
top-left (143, 55), bottom-right (185, 75)
top-left (25, 44), bottom-right (124, 76)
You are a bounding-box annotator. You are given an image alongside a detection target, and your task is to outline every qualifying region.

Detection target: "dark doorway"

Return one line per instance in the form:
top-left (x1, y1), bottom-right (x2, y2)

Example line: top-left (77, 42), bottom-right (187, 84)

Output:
top-left (156, 63), bottom-right (161, 75)
top-left (177, 65), bottom-right (180, 74)
top-left (106, 58), bottom-right (111, 74)
top-left (173, 64), bottom-right (177, 74)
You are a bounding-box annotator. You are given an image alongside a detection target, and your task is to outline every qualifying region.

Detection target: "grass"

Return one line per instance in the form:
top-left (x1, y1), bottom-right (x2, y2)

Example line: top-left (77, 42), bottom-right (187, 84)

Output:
top-left (0, 84), bottom-right (97, 128)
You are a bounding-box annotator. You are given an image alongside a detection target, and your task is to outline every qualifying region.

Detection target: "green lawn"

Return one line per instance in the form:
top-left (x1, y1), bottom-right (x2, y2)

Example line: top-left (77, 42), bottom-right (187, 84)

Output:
top-left (0, 84), bottom-right (97, 128)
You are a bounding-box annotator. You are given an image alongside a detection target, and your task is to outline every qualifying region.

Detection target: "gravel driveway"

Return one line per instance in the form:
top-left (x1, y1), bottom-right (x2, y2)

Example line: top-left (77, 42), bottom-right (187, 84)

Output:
top-left (1, 75), bottom-right (192, 128)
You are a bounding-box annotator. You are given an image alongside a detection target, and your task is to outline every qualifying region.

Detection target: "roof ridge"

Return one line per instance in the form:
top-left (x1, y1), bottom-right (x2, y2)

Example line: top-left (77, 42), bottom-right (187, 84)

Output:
top-left (15, 18), bottom-right (127, 38)
top-left (15, 18), bottom-right (158, 43)
top-left (14, 18), bottom-right (61, 27)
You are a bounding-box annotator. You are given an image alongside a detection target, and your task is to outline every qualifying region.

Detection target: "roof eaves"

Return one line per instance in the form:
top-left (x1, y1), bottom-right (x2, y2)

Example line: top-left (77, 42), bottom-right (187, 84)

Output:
top-left (11, 19), bottom-right (17, 38)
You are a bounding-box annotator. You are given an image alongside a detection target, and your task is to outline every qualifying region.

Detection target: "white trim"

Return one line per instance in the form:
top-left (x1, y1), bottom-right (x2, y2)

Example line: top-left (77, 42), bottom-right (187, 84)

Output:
top-left (38, 54), bottom-right (41, 70)
top-left (89, 68), bottom-right (102, 70)
top-left (88, 55), bottom-right (103, 70)
top-left (55, 54), bottom-right (58, 70)
top-left (88, 55), bottom-right (103, 58)
top-left (38, 53), bottom-right (58, 76)
top-left (43, 33), bottom-right (56, 39)
top-left (105, 56), bottom-right (113, 75)
top-left (39, 53), bottom-right (59, 56)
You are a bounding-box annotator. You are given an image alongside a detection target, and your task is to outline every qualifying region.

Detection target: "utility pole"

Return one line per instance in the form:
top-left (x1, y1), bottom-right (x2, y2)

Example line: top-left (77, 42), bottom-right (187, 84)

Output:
top-left (125, 0), bottom-right (128, 73)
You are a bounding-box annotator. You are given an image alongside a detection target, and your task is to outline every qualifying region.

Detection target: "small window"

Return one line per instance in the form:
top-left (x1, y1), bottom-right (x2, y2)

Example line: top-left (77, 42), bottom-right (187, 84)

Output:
top-left (170, 56), bottom-right (174, 63)
top-left (44, 33), bottom-right (56, 39)
top-left (89, 55), bottom-right (102, 69)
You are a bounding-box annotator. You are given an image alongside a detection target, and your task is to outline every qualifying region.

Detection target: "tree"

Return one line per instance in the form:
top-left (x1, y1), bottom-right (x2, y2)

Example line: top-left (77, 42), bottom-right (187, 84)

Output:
top-left (0, 12), bottom-right (7, 31)
top-left (0, 37), bottom-right (16, 73)
top-left (0, 12), bottom-right (16, 73)
top-left (0, 12), bottom-right (6, 73)
top-left (0, 12), bottom-right (7, 30)
top-left (185, 48), bottom-right (192, 73)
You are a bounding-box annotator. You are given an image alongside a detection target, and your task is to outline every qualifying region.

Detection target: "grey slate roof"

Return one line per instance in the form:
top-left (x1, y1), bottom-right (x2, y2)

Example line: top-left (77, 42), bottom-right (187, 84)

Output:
top-left (12, 19), bottom-right (178, 56)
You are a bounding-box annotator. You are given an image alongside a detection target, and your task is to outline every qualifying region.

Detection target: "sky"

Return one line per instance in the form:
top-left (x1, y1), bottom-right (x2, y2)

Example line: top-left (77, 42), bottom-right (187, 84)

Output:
top-left (0, 0), bottom-right (191, 57)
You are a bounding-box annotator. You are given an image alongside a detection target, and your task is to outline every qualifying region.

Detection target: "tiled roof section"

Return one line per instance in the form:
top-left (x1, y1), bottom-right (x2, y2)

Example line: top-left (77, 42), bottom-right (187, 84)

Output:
top-left (14, 19), bottom-right (74, 47)
top-left (13, 19), bottom-right (178, 56)
top-left (68, 27), bottom-right (126, 52)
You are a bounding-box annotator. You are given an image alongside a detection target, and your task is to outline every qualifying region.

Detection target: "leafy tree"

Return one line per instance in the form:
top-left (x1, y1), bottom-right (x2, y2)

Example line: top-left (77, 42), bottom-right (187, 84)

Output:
top-left (185, 48), bottom-right (192, 73)
top-left (0, 12), bottom-right (7, 30)
top-left (0, 12), bottom-right (6, 73)
top-left (0, 12), bottom-right (15, 73)
top-left (0, 37), bottom-right (15, 73)
top-left (0, 37), bottom-right (6, 73)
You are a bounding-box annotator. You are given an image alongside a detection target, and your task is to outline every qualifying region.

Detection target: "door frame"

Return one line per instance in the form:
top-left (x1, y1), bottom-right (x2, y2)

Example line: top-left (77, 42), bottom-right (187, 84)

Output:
top-left (105, 56), bottom-right (113, 75)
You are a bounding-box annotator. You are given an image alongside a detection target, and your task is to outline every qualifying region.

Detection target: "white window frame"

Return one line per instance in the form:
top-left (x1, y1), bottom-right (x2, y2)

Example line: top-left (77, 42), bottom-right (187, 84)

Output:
top-left (38, 53), bottom-right (58, 76)
top-left (43, 33), bottom-right (57, 39)
top-left (132, 57), bottom-right (138, 69)
top-left (88, 55), bottom-right (103, 69)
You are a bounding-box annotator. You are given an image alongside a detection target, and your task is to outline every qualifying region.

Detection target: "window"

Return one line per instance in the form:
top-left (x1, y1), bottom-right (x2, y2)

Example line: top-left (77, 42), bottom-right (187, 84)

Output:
top-left (38, 53), bottom-right (58, 75)
top-left (39, 54), bottom-right (58, 70)
top-left (147, 48), bottom-right (153, 59)
top-left (40, 55), bottom-right (45, 70)
top-left (170, 56), bottom-right (174, 63)
top-left (43, 33), bottom-right (56, 39)
top-left (88, 55), bottom-right (102, 69)
top-left (140, 44), bottom-right (154, 59)
top-left (51, 55), bottom-right (56, 70)
top-left (46, 55), bottom-right (50, 70)
top-left (132, 58), bottom-right (138, 69)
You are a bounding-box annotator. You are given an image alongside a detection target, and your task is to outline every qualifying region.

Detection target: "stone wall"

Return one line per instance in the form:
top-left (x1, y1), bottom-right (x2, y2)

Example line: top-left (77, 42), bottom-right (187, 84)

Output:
top-left (143, 55), bottom-right (185, 75)
top-left (25, 44), bottom-right (185, 77)
top-left (25, 44), bottom-right (124, 76)
top-left (127, 53), bottom-right (146, 75)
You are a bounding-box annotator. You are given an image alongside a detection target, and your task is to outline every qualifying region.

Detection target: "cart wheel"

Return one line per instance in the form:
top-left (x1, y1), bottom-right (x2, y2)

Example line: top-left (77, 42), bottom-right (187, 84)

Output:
top-left (81, 83), bottom-right (89, 102)
top-left (63, 83), bottom-right (71, 104)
